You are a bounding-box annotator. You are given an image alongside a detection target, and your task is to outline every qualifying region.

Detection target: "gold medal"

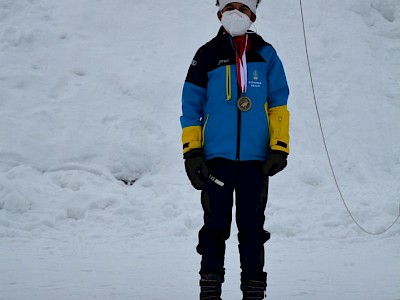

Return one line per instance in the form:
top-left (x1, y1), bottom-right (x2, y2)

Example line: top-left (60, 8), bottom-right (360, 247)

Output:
top-left (237, 96), bottom-right (252, 112)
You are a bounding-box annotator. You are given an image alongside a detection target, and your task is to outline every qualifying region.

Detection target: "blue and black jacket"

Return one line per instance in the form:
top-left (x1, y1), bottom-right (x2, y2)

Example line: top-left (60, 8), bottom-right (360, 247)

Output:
top-left (181, 27), bottom-right (290, 161)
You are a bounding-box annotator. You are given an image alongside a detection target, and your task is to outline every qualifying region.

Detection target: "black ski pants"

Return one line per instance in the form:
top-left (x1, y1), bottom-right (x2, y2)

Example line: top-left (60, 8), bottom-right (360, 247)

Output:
top-left (197, 158), bottom-right (270, 283)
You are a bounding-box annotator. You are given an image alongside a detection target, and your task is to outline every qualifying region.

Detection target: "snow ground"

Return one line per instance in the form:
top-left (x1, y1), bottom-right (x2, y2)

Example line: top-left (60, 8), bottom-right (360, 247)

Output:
top-left (0, 0), bottom-right (399, 299)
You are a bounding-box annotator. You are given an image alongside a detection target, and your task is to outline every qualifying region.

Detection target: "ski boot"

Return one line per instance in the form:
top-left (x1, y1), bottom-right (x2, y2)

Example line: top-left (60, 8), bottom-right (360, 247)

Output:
top-left (241, 279), bottom-right (267, 300)
top-left (199, 274), bottom-right (222, 300)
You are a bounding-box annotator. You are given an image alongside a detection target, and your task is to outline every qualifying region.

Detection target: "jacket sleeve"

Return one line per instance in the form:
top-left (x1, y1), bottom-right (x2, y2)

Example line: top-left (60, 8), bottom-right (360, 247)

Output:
top-left (180, 47), bottom-right (208, 154)
top-left (265, 48), bottom-right (290, 154)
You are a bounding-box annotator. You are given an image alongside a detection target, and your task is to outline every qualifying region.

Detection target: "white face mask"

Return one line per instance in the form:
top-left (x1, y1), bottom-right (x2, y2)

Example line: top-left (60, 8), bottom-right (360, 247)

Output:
top-left (221, 9), bottom-right (252, 37)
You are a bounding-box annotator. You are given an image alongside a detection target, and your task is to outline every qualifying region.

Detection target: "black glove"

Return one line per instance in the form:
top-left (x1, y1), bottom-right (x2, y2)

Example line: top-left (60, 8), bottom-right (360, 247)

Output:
top-left (262, 150), bottom-right (288, 177)
top-left (184, 149), bottom-right (209, 190)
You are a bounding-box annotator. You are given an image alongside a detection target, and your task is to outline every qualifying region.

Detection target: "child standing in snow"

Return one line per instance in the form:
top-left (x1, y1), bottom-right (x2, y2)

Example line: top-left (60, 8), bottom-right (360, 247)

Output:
top-left (180, 1), bottom-right (290, 299)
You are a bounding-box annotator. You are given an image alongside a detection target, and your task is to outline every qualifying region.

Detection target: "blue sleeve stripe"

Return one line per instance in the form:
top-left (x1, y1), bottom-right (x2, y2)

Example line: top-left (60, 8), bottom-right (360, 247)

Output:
top-left (258, 45), bottom-right (290, 108)
top-left (181, 82), bottom-right (207, 128)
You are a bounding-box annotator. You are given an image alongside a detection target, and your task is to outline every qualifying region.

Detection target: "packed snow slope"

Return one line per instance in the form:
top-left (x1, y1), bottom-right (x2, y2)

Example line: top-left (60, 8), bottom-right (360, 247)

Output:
top-left (0, 0), bottom-right (399, 299)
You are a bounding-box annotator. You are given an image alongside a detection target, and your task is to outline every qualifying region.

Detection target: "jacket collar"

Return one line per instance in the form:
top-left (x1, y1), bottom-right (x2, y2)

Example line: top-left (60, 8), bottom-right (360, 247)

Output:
top-left (216, 26), bottom-right (265, 51)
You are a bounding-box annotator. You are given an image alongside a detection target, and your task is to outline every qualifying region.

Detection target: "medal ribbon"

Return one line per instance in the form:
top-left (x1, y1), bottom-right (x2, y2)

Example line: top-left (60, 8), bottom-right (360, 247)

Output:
top-left (235, 35), bottom-right (248, 95)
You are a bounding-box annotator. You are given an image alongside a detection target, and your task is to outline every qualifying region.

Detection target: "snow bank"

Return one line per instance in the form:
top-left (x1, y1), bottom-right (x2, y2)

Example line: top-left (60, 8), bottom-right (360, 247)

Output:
top-left (0, 0), bottom-right (399, 299)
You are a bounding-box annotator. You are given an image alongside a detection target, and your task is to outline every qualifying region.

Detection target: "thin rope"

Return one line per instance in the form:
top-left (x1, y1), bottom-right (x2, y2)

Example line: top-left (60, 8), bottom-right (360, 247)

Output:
top-left (299, 0), bottom-right (400, 235)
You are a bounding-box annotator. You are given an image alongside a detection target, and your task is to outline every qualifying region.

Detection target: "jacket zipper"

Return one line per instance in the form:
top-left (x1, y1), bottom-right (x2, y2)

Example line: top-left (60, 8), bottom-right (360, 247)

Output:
top-left (229, 37), bottom-right (242, 161)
